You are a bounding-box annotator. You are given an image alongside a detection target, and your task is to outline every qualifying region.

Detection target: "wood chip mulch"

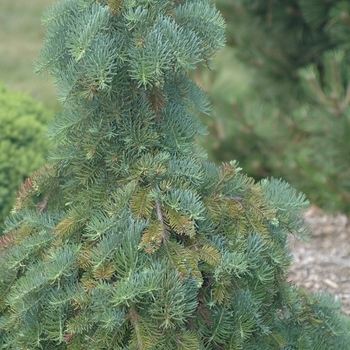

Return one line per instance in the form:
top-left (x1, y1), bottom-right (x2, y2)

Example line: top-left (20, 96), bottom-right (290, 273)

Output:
top-left (288, 206), bottom-right (350, 315)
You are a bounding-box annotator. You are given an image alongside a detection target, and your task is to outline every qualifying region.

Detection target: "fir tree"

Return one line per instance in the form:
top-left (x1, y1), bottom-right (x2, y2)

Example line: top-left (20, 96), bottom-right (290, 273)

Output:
top-left (0, 0), bottom-right (349, 349)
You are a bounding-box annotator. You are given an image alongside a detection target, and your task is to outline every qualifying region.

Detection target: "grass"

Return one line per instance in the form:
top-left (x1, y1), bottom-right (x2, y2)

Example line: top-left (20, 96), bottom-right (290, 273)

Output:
top-left (0, 0), bottom-right (60, 110)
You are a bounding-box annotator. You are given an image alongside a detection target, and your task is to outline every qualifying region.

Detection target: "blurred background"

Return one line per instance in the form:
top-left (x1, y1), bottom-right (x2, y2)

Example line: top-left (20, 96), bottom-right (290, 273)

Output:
top-left (1, 0), bottom-right (350, 232)
top-left (0, 0), bottom-right (56, 231)
top-left (0, 0), bottom-right (58, 109)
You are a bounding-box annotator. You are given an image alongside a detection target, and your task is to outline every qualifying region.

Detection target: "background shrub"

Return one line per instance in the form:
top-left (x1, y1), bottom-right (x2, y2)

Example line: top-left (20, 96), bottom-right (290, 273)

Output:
top-left (0, 83), bottom-right (53, 231)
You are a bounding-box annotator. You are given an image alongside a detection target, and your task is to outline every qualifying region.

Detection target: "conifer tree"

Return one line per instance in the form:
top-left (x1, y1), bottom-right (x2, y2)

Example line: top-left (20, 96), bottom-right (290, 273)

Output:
top-left (208, 0), bottom-right (350, 213)
top-left (0, 0), bottom-right (349, 349)
top-left (217, 0), bottom-right (348, 108)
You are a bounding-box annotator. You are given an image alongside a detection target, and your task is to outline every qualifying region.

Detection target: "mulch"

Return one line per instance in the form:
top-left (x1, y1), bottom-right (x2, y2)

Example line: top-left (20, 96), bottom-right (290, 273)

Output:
top-left (288, 206), bottom-right (350, 315)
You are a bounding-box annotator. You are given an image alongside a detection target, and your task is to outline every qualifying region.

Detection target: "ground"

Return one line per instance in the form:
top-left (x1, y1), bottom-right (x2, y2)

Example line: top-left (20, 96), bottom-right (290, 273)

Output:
top-left (288, 206), bottom-right (350, 315)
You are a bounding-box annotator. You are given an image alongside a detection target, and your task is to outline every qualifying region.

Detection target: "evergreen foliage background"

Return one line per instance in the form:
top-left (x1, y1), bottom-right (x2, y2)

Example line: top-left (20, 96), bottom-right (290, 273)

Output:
top-left (0, 0), bottom-right (350, 349)
top-left (205, 0), bottom-right (350, 213)
top-left (0, 83), bottom-right (52, 232)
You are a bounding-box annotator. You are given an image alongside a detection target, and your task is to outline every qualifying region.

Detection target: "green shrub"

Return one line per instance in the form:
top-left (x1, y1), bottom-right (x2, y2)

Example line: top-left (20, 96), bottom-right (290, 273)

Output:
top-left (0, 1), bottom-right (349, 348)
top-left (0, 83), bottom-right (53, 231)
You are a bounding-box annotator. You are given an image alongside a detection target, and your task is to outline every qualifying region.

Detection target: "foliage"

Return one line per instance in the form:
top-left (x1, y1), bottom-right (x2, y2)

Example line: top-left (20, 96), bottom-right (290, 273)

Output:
top-left (206, 0), bottom-right (350, 213)
top-left (0, 83), bottom-right (52, 232)
top-left (0, 0), bottom-right (349, 349)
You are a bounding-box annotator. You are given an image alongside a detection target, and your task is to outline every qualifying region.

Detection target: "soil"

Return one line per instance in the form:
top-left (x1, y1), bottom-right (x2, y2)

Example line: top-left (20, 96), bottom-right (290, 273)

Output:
top-left (288, 206), bottom-right (350, 315)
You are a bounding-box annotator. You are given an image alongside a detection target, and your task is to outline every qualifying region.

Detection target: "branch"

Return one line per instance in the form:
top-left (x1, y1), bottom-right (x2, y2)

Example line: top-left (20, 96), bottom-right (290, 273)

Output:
top-left (129, 303), bottom-right (144, 350)
top-left (155, 200), bottom-right (175, 267)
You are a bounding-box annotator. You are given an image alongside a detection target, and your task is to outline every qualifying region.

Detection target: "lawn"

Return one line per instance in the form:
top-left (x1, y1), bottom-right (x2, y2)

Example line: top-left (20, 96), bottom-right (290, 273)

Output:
top-left (0, 0), bottom-right (59, 110)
